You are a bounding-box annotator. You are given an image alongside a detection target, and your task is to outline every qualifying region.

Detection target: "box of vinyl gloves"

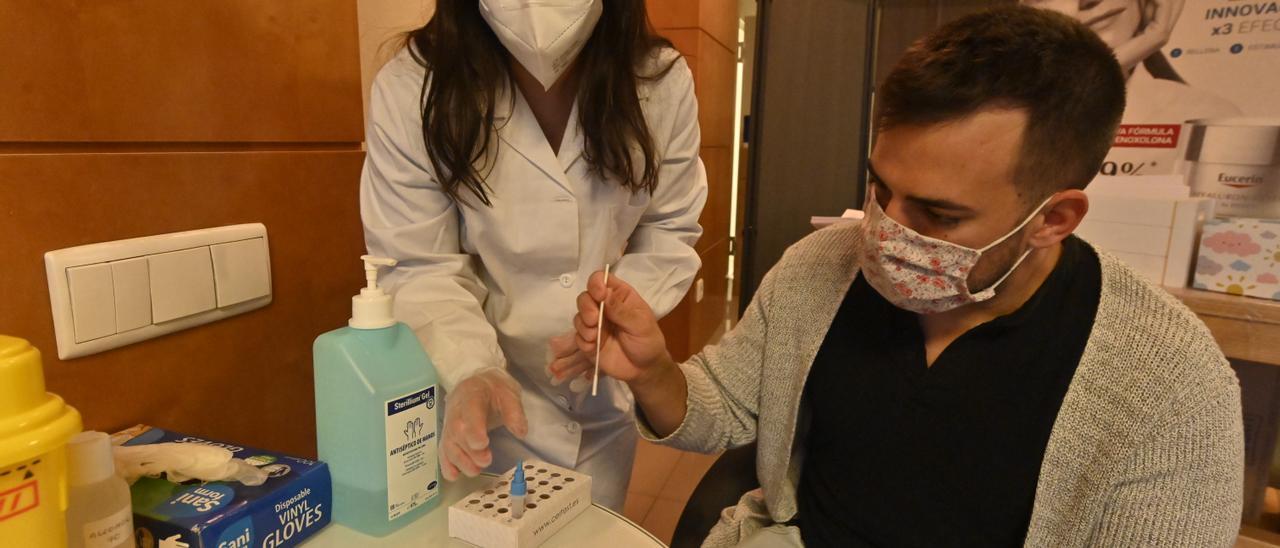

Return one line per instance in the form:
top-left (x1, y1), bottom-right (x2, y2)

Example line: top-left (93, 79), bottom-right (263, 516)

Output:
top-left (112, 425), bottom-right (332, 548)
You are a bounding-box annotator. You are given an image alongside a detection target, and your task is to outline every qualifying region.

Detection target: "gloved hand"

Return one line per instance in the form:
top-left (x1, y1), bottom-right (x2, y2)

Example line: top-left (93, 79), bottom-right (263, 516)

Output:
top-left (441, 368), bottom-right (528, 480)
top-left (547, 330), bottom-right (594, 393)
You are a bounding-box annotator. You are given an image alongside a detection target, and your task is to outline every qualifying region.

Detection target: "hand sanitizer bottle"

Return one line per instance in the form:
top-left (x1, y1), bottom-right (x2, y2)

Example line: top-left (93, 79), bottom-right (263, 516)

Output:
top-left (314, 255), bottom-right (441, 536)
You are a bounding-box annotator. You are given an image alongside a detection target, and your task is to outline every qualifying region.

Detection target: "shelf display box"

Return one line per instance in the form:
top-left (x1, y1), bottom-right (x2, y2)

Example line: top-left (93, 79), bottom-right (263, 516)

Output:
top-left (1193, 217), bottom-right (1280, 301)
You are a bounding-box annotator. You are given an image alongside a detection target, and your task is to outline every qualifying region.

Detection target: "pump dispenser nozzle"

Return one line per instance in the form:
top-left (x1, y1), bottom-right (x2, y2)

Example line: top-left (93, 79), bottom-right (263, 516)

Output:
top-left (350, 255), bottom-right (398, 329)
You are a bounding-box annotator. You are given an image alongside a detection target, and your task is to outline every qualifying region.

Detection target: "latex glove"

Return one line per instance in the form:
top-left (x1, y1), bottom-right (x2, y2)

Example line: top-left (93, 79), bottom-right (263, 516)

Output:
top-left (572, 271), bottom-right (670, 385)
top-left (1112, 0), bottom-right (1186, 72)
top-left (546, 330), bottom-right (594, 394)
top-left (160, 535), bottom-right (190, 548)
top-left (441, 368), bottom-right (528, 480)
top-left (113, 443), bottom-right (268, 486)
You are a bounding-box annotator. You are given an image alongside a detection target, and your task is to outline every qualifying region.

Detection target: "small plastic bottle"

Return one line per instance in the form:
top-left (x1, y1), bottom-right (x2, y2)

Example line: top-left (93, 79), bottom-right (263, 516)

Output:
top-left (65, 431), bottom-right (133, 548)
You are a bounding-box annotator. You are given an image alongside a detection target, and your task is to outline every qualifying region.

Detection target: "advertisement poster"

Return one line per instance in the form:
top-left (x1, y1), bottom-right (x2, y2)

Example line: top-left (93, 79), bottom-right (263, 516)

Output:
top-left (1025, 0), bottom-right (1280, 177)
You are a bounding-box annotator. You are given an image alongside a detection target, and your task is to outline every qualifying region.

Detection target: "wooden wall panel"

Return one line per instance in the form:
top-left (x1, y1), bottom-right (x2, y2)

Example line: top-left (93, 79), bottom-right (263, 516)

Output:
top-left (648, 0), bottom-right (737, 53)
top-left (695, 31), bottom-right (737, 149)
top-left (0, 151), bottom-right (365, 457)
top-left (690, 239), bottom-right (730, 349)
top-left (663, 28), bottom-right (700, 59)
top-left (0, 1), bottom-right (363, 143)
top-left (658, 238), bottom-right (730, 363)
top-left (658, 300), bottom-right (692, 362)
top-left (647, 0), bottom-right (700, 33)
top-left (656, 29), bottom-right (736, 150)
top-left (698, 0), bottom-right (740, 52)
top-left (698, 146), bottom-right (734, 253)
top-left (649, 0), bottom-right (737, 357)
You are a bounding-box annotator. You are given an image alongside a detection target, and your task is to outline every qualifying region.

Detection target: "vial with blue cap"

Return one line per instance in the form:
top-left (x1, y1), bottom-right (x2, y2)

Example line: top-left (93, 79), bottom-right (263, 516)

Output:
top-left (510, 460), bottom-right (527, 519)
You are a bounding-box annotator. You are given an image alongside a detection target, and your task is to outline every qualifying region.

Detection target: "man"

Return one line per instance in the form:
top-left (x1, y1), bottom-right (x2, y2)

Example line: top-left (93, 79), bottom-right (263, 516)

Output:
top-left (555, 6), bottom-right (1243, 547)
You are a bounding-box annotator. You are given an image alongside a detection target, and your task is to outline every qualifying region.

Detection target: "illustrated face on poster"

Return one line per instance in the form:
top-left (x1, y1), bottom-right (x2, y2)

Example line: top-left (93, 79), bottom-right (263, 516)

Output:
top-left (1026, 0), bottom-right (1148, 62)
top-left (1024, 0), bottom-right (1278, 177)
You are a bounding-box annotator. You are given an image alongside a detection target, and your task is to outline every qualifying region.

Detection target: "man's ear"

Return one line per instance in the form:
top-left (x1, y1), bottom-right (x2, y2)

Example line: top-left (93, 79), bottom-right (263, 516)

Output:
top-left (1030, 189), bottom-right (1088, 248)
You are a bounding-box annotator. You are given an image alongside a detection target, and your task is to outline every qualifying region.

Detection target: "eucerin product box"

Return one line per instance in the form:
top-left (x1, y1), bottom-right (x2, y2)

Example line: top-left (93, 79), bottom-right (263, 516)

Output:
top-left (113, 425), bottom-right (332, 548)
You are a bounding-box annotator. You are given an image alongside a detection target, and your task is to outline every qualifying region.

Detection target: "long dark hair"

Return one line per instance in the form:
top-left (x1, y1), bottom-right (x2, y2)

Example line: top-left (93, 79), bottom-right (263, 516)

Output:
top-left (406, 1), bottom-right (678, 207)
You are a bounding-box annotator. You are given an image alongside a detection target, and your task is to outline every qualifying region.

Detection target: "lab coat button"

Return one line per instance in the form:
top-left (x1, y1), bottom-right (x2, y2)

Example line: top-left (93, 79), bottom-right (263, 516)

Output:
top-left (566, 422), bottom-right (580, 434)
top-left (559, 274), bottom-right (574, 288)
top-left (556, 395), bottom-right (570, 408)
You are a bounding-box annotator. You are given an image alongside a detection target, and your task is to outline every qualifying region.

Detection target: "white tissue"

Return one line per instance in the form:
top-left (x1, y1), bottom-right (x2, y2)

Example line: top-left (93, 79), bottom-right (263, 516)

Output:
top-left (113, 442), bottom-right (268, 486)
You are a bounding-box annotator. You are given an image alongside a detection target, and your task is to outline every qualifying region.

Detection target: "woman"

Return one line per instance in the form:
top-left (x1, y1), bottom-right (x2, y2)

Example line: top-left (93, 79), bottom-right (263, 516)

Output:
top-left (360, 0), bottom-right (706, 510)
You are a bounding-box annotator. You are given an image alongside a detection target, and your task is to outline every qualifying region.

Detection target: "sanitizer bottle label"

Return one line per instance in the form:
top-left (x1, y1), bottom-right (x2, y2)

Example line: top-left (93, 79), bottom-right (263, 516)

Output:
top-left (384, 386), bottom-right (440, 521)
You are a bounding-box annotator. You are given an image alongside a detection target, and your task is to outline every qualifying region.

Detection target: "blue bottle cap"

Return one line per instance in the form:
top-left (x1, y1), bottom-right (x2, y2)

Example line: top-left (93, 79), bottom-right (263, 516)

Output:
top-left (511, 460), bottom-right (527, 496)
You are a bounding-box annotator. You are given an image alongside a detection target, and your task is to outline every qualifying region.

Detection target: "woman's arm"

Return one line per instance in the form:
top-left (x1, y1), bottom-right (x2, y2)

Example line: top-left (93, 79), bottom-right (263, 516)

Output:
top-left (611, 56), bottom-right (709, 319)
top-left (361, 57), bottom-right (507, 391)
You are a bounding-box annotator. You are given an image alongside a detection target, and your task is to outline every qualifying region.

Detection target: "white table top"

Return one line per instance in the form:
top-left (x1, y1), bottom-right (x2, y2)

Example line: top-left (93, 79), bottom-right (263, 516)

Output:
top-left (302, 475), bottom-right (665, 547)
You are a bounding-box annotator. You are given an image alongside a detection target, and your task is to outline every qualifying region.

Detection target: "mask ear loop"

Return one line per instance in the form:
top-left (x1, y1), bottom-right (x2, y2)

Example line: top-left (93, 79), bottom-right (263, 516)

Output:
top-left (974, 246), bottom-right (1037, 297)
top-left (970, 194), bottom-right (1059, 295)
top-left (975, 194), bottom-right (1058, 253)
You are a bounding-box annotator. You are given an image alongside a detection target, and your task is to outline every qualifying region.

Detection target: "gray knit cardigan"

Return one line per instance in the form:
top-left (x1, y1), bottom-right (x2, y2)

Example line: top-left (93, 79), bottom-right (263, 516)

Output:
top-left (641, 222), bottom-right (1244, 547)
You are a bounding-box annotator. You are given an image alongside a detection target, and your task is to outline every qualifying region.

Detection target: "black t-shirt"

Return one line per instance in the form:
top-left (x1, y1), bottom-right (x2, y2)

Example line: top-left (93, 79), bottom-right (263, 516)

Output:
top-left (796, 236), bottom-right (1102, 547)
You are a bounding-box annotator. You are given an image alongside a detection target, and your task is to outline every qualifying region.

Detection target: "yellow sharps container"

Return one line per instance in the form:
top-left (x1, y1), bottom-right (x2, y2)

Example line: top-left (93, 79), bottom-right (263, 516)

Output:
top-left (0, 336), bottom-right (82, 547)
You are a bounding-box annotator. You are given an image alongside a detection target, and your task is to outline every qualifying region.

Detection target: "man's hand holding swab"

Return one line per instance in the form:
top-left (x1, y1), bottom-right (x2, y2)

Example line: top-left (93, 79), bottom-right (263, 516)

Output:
top-left (591, 265), bottom-right (611, 396)
top-left (572, 270), bottom-right (671, 387)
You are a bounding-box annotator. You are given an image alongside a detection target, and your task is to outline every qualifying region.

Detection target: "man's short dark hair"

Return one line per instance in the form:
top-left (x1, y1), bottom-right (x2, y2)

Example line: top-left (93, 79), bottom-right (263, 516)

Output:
top-left (876, 5), bottom-right (1126, 200)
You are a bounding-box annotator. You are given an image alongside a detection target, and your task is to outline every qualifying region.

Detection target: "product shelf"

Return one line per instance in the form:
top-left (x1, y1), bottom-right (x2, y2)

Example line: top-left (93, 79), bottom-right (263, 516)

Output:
top-left (1165, 286), bottom-right (1280, 367)
top-left (1165, 287), bottom-right (1280, 546)
top-left (1240, 524), bottom-right (1280, 547)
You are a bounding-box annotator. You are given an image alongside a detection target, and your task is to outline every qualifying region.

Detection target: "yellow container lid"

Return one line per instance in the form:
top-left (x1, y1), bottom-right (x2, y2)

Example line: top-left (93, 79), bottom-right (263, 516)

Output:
top-left (0, 336), bottom-right (82, 466)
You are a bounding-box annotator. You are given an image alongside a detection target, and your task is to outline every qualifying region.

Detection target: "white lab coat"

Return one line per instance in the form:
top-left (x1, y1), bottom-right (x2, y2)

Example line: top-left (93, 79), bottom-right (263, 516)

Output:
top-left (360, 48), bottom-right (707, 510)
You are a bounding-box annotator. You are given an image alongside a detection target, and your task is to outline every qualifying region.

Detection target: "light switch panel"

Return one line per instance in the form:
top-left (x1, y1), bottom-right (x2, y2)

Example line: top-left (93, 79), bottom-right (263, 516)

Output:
top-left (67, 264), bottom-right (116, 343)
top-left (111, 258), bottom-right (151, 332)
top-left (149, 247), bottom-right (217, 323)
top-left (211, 238), bottom-right (271, 307)
top-left (45, 223), bottom-right (271, 359)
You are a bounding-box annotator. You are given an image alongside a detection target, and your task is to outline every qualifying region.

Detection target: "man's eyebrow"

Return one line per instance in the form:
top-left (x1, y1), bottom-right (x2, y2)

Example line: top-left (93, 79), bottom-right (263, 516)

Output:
top-left (866, 161), bottom-right (975, 213)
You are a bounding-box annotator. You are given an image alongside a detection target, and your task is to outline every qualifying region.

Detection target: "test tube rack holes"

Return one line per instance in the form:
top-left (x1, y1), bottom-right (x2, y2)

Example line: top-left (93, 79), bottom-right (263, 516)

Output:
top-left (448, 460), bottom-right (593, 548)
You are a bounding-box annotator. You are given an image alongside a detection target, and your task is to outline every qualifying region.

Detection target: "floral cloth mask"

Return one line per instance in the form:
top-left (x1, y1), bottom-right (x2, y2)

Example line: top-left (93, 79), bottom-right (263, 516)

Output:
top-left (858, 186), bottom-right (1052, 314)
